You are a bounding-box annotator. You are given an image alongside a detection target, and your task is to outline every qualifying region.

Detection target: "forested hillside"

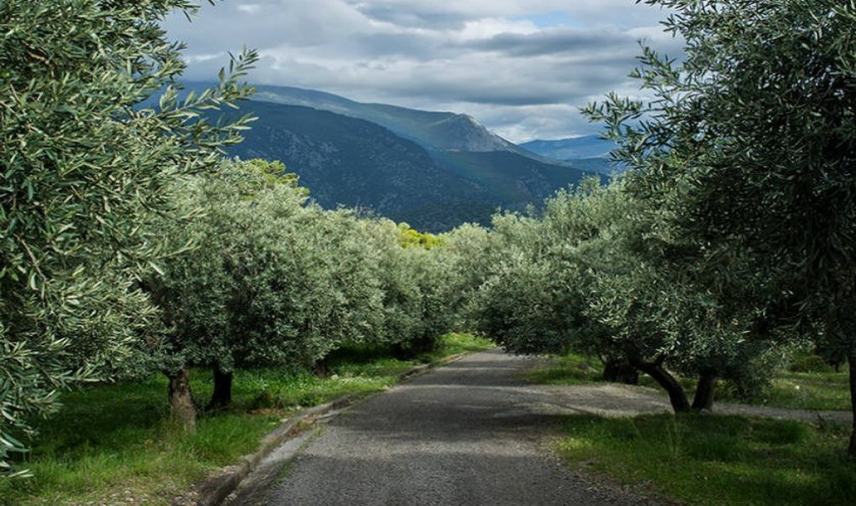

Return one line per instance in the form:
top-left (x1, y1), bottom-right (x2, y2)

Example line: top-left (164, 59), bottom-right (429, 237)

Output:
top-left (224, 102), bottom-right (497, 230)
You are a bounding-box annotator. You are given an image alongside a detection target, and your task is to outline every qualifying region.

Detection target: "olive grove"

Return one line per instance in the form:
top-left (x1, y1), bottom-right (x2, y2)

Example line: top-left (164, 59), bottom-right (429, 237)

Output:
top-left (461, 0), bottom-right (856, 455)
top-left (4, 0), bottom-right (856, 480)
top-left (588, 0), bottom-right (856, 453)
top-left (464, 181), bottom-right (783, 412)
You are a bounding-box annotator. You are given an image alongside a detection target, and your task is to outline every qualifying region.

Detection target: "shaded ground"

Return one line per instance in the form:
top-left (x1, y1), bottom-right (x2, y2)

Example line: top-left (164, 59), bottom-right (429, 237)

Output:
top-left (230, 350), bottom-right (654, 505)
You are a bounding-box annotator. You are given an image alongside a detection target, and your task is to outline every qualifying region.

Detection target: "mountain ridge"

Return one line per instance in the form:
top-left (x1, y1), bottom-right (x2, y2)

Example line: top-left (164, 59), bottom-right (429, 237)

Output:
top-left (183, 82), bottom-right (606, 230)
top-left (520, 135), bottom-right (616, 161)
top-left (250, 84), bottom-right (527, 155)
top-left (222, 101), bottom-right (499, 231)
top-left (219, 100), bottom-right (601, 231)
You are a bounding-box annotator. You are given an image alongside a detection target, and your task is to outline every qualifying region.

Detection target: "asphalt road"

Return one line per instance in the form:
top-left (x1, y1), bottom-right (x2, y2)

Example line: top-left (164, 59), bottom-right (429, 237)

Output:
top-left (234, 350), bottom-right (646, 506)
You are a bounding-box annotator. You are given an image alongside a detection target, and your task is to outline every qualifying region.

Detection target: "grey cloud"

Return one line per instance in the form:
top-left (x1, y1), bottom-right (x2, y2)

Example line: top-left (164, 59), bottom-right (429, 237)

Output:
top-left (347, 3), bottom-right (469, 29)
top-left (165, 0), bottom-right (679, 141)
top-left (465, 29), bottom-right (633, 57)
top-left (345, 0), bottom-right (669, 29)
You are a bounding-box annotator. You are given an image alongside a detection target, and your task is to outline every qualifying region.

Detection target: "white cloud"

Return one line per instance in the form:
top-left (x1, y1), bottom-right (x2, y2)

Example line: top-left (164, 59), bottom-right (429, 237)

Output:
top-left (184, 52), bottom-right (224, 64)
top-left (165, 0), bottom-right (677, 141)
top-left (457, 18), bottom-right (539, 40)
top-left (236, 3), bottom-right (262, 14)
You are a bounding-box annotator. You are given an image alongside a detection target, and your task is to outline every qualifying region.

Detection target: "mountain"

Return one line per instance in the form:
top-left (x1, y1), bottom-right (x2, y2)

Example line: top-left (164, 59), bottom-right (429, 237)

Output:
top-left (519, 136), bottom-right (622, 175)
top-left (250, 85), bottom-right (523, 154)
top-left (221, 100), bottom-right (599, 231)
top-left (520, 135), bottom-right (616, 160)
top-left (223, 101), bottom-right (497, 231)
top-left (557, 157), bottom-right (615, 175)
top-left (430, 150), bottom-right (596, 205)
top-left (180, 83), bottom-right (605, 230)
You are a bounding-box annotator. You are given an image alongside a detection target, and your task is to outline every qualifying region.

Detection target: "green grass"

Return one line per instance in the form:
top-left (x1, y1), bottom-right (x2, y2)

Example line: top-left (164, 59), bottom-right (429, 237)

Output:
top-left (557, 414), bottom-right (856, 506)
top-left (0, 333), bottom-right (493, 506)
top-left (424, 332), bottom-right (495, 359)
top-left (526, 353), bottom-right (604, 385)
top-left (749, 370), bottom-right (851, 411)
top-left (530, 352), bottom-right (852, 412)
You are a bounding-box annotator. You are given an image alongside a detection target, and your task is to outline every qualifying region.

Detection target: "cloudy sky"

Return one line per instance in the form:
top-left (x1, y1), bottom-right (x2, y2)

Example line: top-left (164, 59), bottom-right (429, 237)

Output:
top-left (164, 0), bottom-right (680, 143)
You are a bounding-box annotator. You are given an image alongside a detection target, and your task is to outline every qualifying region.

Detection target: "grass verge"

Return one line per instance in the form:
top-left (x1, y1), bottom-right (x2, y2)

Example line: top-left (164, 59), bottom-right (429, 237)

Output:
top-left (558, 414), bottom-right (856, 505)
top-left (526, 353), bottom-right (604, 385)
top-left (744, 370), bottom-right (850, 411)
top-left (0, 333), bottom-right (493, 506)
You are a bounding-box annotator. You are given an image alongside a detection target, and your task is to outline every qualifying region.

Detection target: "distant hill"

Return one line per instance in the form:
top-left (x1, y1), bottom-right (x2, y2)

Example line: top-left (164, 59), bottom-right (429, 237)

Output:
top-left (557, 157), bottom-right (617, 175)
top-left (520, 136), bottom-right (617, 161)
top-left (176, 83), bottom-right (605, 230)
top-left (250, 85), bottom-right (524, 154)
top-left (430, 150), bottom-right (599, 205)
top-left (220, 100), bottom-right (599, 231)
top-left (222, 101), bottom-right (498, 231)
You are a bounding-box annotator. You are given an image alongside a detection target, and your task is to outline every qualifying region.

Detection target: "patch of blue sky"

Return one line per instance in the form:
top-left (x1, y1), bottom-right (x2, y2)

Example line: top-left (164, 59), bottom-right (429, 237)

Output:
top-left (514, 11), bottom-right (582, 29)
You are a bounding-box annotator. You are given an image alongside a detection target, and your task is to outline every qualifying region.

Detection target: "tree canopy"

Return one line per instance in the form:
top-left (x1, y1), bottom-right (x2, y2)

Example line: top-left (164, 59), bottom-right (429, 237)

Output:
top-left (0, 0), bottom-right (256, 475)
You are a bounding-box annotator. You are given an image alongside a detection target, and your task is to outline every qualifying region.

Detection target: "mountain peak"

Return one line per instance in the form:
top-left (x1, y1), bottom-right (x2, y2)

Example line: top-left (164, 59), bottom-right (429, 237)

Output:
top-left (458, 113), bottom-right (479, 125)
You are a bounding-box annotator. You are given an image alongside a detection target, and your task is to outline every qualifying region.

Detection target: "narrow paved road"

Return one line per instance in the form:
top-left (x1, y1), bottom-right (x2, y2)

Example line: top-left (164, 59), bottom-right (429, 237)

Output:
top-left (232, 350), bottom-right (646, 505)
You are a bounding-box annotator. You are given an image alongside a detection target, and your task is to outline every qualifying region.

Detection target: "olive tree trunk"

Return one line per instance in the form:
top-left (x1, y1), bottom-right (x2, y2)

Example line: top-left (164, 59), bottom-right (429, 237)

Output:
top-left (312, 359), bottom-right (329, 378)
top-left (848, 353), bottom-right (856, 457)
top-left (167, 368), bottom-right (196, 432)
top-left (208, 367), bottom-right (233, 410)
top-left (691, 371), bottom-right (718, 411)
top-left (635, 361), bottom-right (691, 413)
top-left (602, 359), bottom-right (640, 385)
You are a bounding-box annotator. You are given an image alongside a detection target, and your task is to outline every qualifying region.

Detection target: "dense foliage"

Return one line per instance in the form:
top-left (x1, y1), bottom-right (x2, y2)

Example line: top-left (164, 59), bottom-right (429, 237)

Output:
top-left (147, 159), bottom-right (460, 428)
top-left (463, 0), bottom-right (856, 455)
top-left (588, 0), bottom-right (856, 452)
top-left (0, 0), bottom-right (255, 475)
top-left (464, 180), bottom-right (784, 411)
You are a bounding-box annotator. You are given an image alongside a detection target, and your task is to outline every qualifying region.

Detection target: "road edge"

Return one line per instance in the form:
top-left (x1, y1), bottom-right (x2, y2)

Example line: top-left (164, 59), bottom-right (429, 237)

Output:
top-left (190, 351), bottom-right (470, 506)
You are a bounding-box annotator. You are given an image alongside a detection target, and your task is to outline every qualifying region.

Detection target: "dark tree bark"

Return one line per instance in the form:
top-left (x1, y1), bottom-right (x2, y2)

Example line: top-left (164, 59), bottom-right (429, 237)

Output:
top-left (208, 367), bottom-right (233, 410)
top-left (635, 361), bottom-right (691, 413)
top-left (602, 359), bottom-right (640, 385)
top-left (394, 334), bottom-right (439, 359)
top-left (167, 368), bottom-right (196, 432)
top-left (692, 371), bottom-right (718, 411)
top-left (312, 359), bottom-right (329, 378)
top-left (848, 353), bottom-right (856, 457)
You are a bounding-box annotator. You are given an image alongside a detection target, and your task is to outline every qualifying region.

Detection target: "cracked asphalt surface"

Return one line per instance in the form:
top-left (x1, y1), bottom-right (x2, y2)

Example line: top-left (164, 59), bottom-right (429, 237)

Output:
top-left (236, 350), bottom-right (648, 505)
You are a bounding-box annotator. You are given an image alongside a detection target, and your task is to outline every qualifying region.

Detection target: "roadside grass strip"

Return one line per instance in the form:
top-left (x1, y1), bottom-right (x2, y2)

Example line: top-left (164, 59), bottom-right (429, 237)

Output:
top-left (558, 414), bottom-right (856, 506)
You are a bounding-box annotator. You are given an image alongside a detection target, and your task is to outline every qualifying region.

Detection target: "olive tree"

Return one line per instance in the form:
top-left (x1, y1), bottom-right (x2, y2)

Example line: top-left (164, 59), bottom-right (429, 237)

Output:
top-left (438, 223), bottom-right (495, 332)
top-left (367, 219), bottom-right (460, 356)
top-left (468, 183), bottom-right (635, 379)
top-left (0, 0), bottom-right (255, 474)
top-left (587, 0), bottom-right (856, 451)
top-left (152, 160), bottom-right (390, 425)
top-left (471, 180), bottom-right (780, 411)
